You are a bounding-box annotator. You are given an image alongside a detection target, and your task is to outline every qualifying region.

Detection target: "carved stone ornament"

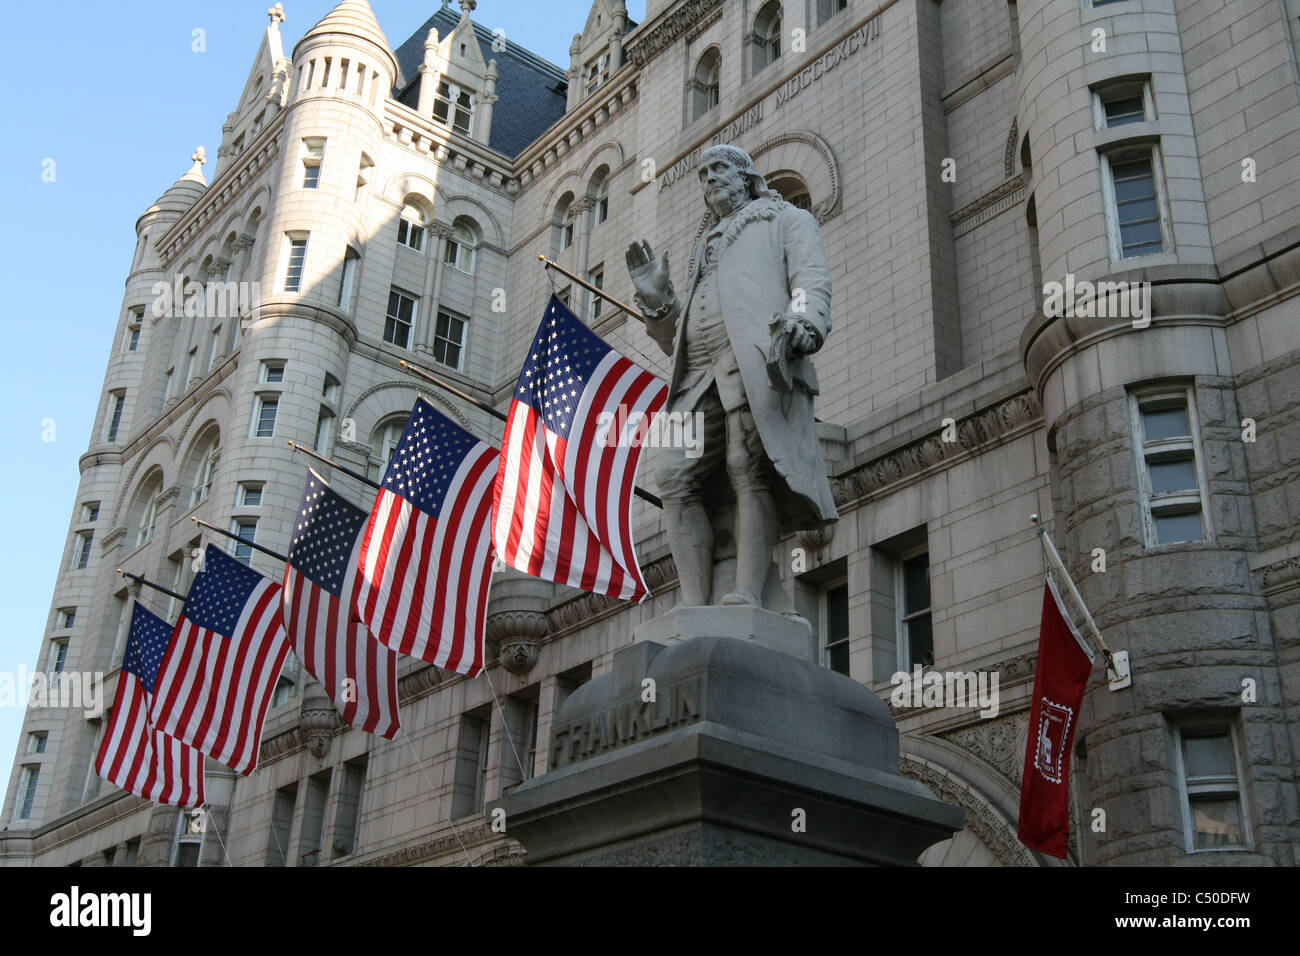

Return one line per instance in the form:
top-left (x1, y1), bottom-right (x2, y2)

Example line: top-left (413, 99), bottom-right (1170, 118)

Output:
top-left (299, 703), bottom-right (338, 759)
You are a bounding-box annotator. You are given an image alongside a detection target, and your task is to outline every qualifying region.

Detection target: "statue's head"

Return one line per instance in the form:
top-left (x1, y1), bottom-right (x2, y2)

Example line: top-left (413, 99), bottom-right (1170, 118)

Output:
top-left (697, 144), bottom-right (773, 218)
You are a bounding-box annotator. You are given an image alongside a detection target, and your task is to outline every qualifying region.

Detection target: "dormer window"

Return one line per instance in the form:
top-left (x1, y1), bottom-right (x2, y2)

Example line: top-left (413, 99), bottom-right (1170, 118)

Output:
top-left (434, 80), bottom-right (474, 135)
top-left (584, 52), bottom-right (611, 97)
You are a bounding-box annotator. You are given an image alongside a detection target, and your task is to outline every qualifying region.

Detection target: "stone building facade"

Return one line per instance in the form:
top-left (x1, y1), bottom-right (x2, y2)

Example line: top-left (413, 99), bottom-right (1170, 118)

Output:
top-left (3, 0), bottom-right (1298, 867)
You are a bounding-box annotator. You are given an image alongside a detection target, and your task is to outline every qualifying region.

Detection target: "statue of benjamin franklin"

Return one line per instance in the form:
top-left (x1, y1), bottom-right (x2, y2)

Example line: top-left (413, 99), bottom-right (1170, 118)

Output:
top-left (627, 144), bottom-right (838, 612)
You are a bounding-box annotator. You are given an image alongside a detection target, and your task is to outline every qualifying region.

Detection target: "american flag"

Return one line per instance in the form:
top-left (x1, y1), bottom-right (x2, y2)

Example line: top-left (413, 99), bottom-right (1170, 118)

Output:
top-left (355, 398), bottom-right (497, 675)
top-left (493, 295), bottom-right (667, 601)
top-left (95, 602), bottom-right (205, 807)
top-left (149, 544), bottom-right (290, 775)
top-left (283, 472), bottom-right (401, 739)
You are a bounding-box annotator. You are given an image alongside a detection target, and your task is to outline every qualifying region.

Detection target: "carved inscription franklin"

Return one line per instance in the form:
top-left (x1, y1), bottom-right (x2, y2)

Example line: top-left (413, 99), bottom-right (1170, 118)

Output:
top-left (550, 678), bottom-right (704, 768)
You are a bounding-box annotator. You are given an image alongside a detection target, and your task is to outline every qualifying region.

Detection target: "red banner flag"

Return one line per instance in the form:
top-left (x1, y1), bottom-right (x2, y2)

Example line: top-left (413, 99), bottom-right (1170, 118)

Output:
top-left (1018, 575), bottom-right (1095, 858)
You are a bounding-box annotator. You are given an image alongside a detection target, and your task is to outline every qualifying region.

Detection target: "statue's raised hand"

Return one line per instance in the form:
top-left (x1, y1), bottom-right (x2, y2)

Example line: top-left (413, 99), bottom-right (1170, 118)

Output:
top-left (626, 240), bottom-right (672, 310)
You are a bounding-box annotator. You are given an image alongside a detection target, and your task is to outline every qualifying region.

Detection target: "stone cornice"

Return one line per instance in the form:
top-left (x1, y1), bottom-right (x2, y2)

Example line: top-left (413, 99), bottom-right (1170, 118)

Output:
top-left (1255, 555), bottom-right (1300, 595)
top-left (831, 390), bottom-right (1042, 511)
top-left (384, 100), bottom-right (515, 195)
top-left (354, 823), bottom-right (507, 867)
top-left (624, 0), bottom-right (724, 68)
top-left (159, 125), bottom-right (283, 268)
top-left (951, 174), bottom-right (1024, 237)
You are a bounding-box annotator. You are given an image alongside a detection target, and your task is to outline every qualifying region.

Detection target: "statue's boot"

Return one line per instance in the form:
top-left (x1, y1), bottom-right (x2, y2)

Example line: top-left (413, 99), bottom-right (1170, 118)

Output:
top-left (665, 499), bottom-right (713, 607)
top-left (722, 487), bottom-right (778, 608)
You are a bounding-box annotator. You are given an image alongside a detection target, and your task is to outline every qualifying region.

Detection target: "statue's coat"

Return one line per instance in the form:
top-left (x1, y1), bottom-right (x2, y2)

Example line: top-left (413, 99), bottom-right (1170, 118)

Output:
top-left (645, 195), bottom-right (839, 532)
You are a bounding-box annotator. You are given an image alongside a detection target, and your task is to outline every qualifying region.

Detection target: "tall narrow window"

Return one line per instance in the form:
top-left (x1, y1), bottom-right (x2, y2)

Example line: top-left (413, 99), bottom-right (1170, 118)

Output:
top-left (593, 180), bottom-right (610, 226)
top-left (333, 756), bottom-right (367, 857)
top-left (105, 391), bottom-right (125, 443)
top-left (301, 139), bottom-right (325, 189)
top-left (751, 2), bottom-right (783, 74)
top-left (1104, 147), bottom-right (1165, 258)
top-left (1174, 724), bottom-right (1248, 851)
top-left (231, 518), bottom-right (258, 565)
top-left (124, 308), bottom-right (143, 352)
top-left (368, 418), bottom-right (407, 482)
top-left (451, 710), bottom-right (491, 818)
top-left (266, 784), bottom-right (297, 866)
top-left (433, 311), bottom-right (466, 369)
top-left (183, 347), bottom-right (197, 386)
top-left (817, 0), bottom-right (849, 25)
top-left (283, 236), bottom-right (308, 291)
top-left (587, 266), bottom-right (605, 323)
top-left (16, 766), bottom-right (40, 820)
top-left (251, 395), bottom-right (279, 438)
top-left (898, 551), bottom-right (933, 670)
top-left (384, 289), bottom-right (417, 349)
top-left (821, 580), bottom-right (850, 675)
top-left (338, 247), bottom-right (359, 309)
top-left (206, 327), bottom-right (221, 372)
top-left (73, 532), bottom-right (94, 570)
top-left (49, 640), bottom-right (68, 674)
top-left (314, 406), bottom-right (336, 454)
top-left (136, 490), bottom-right (159, 547)
top-left (1130, 387), bottom-right (1208, 545)
top-left (691, 48), bottom-right (721, 121)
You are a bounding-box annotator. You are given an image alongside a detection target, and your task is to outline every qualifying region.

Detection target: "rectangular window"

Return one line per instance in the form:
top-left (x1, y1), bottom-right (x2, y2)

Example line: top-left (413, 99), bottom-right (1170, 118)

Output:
top-left (433, 311), bottom-right (465, 369)
top-left (1104, 146), bottom-right (1166, 258)
top-left (898, 551), bottom-right (933, 670)
top-left (332, 756), bottom-right (367, 858)
top-left (298, 770), bottom-right (331, 867)
top-left (16, 766), bottom-right (39, 820)
top-left (1174, 723), bottom-right (1249, 852)
top-left (49, 639), bottom-right (68, 674)
top-left (338, 248), bottom-right (359, 308)
top-left (451, 710), bottom-right (491, 818)
top-left (817, 0), bottom-right (849, 25)
top-left (170, 809), bottom-right (205, 867)
top-left (322, 374), bottom-right (341, 405)
top-left (301, 138), bottom-right (324, 189)
top-left (26, 733), bottom-right (47, 755)
top-left (232, 519), bottom-right (258, 565)
top-left (283, 236), bottom-right (308, 292)
top-left (81, 502), bottom-right (99, 523)
top-left (124, 309), bottom-right (143, 353)
top-left (384, 289), bottom-right (417, 350)
top-left (73, 532), bottom-right (93, 570)
top-left (1095, 81), bottom-right (1149, 129)
top-left (206, 327), bottom-right (221, 372)
top-left (251, 395), bottom-right (279, 438)
top-left (57, 607), bottom-right (76, 629)
top-left (237, 482), bottom-right (263, 507)
top-left (314, 406), bottom-right (336, 453)
top-left (443, 233), bottom-right (475, 274)
top-left (397, 216), bottom-right (425, 252)
top-left (260, 360), bottom-right (285, 383)
top-left (105, 391), bottom-right (125, 443)
top-left (127, 326), bottom-right (141, 352)
top-left (821, 581), bottom-right (850, 675)
top-left (1130, 387), bottom-right (1208, 545)
top-left (272, 651), bottom-right (300, 708)
top-left (588, 266), bottom-right (604, 323)
top-left (433, 80), bottom-right (474, 135)
top-left (266, 784), bottom-right (297, 866)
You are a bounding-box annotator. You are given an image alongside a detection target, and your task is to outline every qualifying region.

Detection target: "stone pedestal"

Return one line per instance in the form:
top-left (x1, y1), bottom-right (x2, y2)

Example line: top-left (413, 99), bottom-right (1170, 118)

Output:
top-left (491, 615), bottom-right (963, 866)
top-left (633, 604), bottom-right (816, 662)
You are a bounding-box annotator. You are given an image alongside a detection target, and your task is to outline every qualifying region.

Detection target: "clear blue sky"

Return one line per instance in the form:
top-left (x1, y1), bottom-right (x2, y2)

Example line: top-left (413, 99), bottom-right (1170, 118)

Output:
top-left (0, 0), bottom-right (643, 801)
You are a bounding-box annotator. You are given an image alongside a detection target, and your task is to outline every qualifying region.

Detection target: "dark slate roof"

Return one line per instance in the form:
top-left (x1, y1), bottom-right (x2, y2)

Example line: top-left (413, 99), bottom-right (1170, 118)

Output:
top-left (392, 6), bottom-right (569, 159)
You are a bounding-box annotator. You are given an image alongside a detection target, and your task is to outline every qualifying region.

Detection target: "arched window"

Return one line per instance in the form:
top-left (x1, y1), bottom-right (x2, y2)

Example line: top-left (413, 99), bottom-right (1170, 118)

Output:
top-left (444, 218), bottom-right (480, 274)
top-left (132, 471), bottom-right (164, 549)
top-left (691, 47), bottom-right (721, 121)
top-left (397, 202), bottom-right (426, 252)
top-left (592, 178), bottom-right (610, 226)
top-left (186, 425), bottom-right (221, 509)
top-left (553, 192), bottom-right (576, 255)
top-left (769, 172), bottom-right (812, 212)
top-left (367, 416), bottom-right (409, 482)
top-left (751, 2), bottom-right (783, 74)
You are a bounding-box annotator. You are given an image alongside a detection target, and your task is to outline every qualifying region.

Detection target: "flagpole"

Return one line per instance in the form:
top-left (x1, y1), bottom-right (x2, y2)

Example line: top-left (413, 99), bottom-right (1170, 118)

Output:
top-left (287, 440), bottom-right (381, 491)
top-left (190, 516), bottom-right (288, 563)
top-left (1030, 516), bottom-right (1117, 673)
top-left (398, 359), bottom-right (665, 510)
top-left (116, 568), bottom-right (187, 602)
top-left (538, 255), bottom-right (643, 319)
